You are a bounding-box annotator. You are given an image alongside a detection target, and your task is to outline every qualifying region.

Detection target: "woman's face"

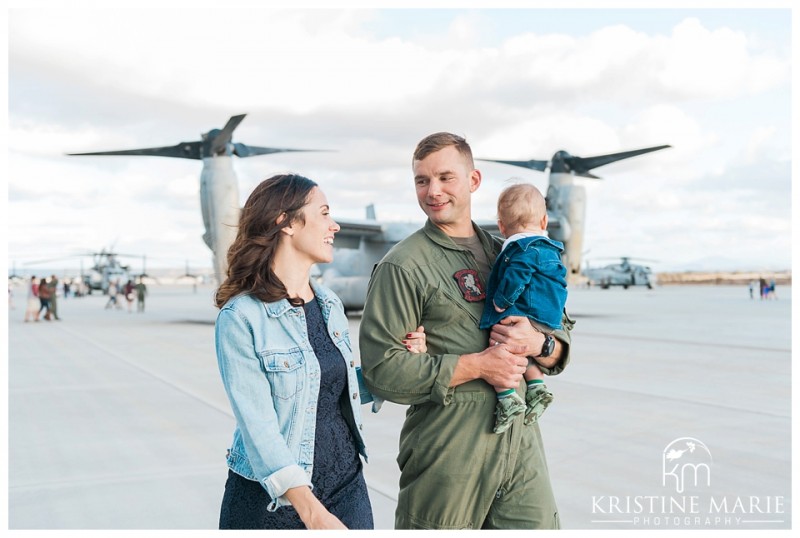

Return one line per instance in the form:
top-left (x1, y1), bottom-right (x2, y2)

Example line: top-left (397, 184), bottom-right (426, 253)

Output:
top-left (288, 187), bottom-right (340, 265)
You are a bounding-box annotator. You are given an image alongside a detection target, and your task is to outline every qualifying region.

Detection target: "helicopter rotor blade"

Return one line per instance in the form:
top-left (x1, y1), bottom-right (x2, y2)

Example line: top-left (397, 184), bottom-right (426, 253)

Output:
top-left (23, 255), bottom-right (84, 266)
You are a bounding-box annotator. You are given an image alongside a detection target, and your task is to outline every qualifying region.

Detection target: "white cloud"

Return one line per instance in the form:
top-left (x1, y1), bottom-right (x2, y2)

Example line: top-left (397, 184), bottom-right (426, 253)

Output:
top-left (7, 9), bottom-right (792, 272)
top-left (743, 126), bottom-right (778, 164)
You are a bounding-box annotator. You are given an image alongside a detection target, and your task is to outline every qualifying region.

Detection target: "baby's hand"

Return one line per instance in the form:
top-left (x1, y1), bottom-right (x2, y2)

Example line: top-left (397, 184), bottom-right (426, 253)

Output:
top-left (494, 301), bottom-right (506, 313)
top-left (402, 325), bottom-right (427, 354)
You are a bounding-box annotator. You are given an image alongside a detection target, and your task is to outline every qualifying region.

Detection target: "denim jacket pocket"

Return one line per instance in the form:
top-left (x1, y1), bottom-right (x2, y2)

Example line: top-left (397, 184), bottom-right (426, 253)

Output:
top-left (330, 328), bottom-right (352, 352)
top-left (259, 348), bottom-right (305, 400)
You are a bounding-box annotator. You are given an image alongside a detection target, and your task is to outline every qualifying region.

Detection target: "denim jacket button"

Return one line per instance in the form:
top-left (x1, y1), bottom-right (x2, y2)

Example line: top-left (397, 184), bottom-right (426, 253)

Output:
top-left (284, 361), bottom-right (289, 368)
top-left (334, 331), bottom-right (341, 338)
top-left (350, 360), bottom-right (355, 367)
top-left (352, 392), bottom-right (358, 400)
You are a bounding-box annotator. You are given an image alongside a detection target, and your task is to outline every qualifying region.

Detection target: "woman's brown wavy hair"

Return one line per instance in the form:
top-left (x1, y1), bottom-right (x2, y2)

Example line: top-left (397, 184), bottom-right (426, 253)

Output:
top-left (214, 174), bottom-right (317, 309)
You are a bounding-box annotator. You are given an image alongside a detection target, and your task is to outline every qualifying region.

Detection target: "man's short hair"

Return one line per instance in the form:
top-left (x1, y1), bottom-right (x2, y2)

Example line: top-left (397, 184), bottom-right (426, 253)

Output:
top-left (412, 132), bottom-right (474, 168)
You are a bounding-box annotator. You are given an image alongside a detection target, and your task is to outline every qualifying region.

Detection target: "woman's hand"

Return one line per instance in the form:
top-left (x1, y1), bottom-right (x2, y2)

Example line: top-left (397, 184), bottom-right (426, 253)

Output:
top-left (402, 325), bottom-right (427, 353)
top-left (284, 486), bottom-right (347, 529)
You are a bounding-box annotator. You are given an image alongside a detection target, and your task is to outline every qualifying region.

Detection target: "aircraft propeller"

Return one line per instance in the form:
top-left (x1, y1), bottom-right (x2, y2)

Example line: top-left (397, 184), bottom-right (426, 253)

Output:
top-left (68, 113), bottom-right (326, 160)
top-left (478, 144), bottom-right (671, 179)
top-left (68, 114), bottom-right (332, 281)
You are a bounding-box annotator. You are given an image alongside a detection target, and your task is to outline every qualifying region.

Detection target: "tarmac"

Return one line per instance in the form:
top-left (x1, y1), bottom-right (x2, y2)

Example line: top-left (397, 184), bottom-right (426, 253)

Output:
top-left (5, 282), bottom-right (793, 531)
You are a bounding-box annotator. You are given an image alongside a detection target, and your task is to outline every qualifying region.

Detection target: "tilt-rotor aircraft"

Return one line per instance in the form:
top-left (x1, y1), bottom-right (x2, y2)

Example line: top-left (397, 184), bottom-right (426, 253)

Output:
top-left (315, 144), bottom-right (671, 312)
top-left (70, 115), bottom-right (669, 312)
top-left (477, 144), bottom-right (671, 280)
top-left (69, 114), bottom-right (322, 281)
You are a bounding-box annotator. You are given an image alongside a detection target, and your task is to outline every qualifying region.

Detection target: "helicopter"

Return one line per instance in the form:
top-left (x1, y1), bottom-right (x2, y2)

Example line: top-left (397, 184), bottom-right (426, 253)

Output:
top-left (81, 249), bottom-right (138, 294)
top-left (23, 248), bottom-right (143, 294)
top-left (583, 256), bottom-right (656, 289)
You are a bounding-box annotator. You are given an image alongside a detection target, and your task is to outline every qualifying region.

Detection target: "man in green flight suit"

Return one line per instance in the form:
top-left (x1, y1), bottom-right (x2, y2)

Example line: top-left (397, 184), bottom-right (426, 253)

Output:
top-left (359, 132), bottom-right (573, 530)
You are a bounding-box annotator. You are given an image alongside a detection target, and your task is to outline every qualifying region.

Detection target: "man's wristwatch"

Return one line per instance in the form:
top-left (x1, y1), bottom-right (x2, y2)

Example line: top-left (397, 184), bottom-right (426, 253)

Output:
top-left (539, 333), bottom-right (555, 358)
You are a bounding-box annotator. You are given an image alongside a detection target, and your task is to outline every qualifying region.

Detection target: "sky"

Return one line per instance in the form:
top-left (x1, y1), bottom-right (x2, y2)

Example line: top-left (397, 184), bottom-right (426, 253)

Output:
top-left (5, 2), bottom-right (794, 276)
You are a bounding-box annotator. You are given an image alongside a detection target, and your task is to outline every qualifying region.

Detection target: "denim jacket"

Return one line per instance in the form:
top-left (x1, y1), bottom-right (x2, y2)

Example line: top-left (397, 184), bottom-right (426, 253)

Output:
top-left (479, 234), bottom-right (567, 331)
top-left (215, 280), bottom-right (368, 511)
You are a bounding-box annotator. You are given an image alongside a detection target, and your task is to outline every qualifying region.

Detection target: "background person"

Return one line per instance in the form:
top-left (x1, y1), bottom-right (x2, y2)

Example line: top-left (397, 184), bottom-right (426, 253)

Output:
top-left (23, 276), bottom-right (39, 322)
top-left (47, 274), bottom-right (61, 320)
top-left (123, 279), bottom-right (135, 312)
top-left (105, 280), bottom-right (121, 310)
top-left (37, 277), bottom-right (52, 320)
top-left (135, 276), bottom-right (148, 312)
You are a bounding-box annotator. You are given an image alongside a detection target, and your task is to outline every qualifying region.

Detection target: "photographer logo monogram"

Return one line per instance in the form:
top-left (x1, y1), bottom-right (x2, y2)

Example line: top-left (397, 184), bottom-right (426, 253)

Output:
top-left (662, 437), bottom-right (711, 493)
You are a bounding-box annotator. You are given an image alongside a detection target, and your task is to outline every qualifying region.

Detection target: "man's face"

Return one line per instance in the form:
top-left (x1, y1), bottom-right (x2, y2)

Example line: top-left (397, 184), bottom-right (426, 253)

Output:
top-left (413, 145), bottom-right (481, 236)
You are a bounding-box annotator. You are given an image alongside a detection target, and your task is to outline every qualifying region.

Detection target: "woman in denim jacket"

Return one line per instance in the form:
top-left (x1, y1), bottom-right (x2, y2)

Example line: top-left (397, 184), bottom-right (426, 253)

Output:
top-left (214, 174), bottom-right (422, 529)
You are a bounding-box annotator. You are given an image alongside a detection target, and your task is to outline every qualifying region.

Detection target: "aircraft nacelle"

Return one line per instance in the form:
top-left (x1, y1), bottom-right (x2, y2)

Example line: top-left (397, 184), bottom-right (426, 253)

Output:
top-left (546, 176), bottom-right (586, 278)
top-left (200, 156), bottom-right (240, 281)
top-left (546, 213), bottom-right (571, 244)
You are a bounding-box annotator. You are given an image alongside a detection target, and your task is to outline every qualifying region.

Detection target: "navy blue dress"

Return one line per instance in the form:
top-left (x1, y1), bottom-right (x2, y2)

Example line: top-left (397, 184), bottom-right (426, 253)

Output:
top-left (219, 298), bottom-right (373, 529)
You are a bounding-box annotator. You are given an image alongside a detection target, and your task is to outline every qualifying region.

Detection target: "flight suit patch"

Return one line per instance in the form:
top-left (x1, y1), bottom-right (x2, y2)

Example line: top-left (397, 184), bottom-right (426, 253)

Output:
top-left (453, 269), bottom-right (485, 302)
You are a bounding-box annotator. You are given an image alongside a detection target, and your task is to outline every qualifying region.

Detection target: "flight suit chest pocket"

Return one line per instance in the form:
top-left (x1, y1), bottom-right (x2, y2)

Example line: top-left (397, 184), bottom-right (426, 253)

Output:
top-left (426, 285), bottom-right (480, 329)
top-left (259, 349), bottom-right (304, 400)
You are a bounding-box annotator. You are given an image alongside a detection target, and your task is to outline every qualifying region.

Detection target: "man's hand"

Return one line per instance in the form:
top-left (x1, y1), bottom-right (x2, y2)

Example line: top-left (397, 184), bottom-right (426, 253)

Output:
top-left (489, 315), bottom-right (545, 356)
top-left (451, 343), bottom-right (528, 389)
top-left (489, 316), bottom-right (563, 369)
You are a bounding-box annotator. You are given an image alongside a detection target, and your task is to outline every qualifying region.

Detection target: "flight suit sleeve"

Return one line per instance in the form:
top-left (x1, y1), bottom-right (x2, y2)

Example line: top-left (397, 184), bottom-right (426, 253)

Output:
top-left (536, 308), bottom-right (575, 376)
top-left (359, 262), bottom-right (459, 407)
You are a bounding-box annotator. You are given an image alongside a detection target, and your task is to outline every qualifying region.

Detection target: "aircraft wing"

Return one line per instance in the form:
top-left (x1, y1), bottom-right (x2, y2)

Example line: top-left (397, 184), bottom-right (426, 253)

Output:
top-left (335, 219), bottom-right (385, 238)
top-left (331, 218), bottom-right (385, 249)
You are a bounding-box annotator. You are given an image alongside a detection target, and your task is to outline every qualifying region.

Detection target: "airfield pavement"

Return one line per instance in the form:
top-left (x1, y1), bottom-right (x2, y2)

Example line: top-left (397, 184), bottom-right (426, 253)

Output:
top-left (5, 282), bottom-right (793, 531)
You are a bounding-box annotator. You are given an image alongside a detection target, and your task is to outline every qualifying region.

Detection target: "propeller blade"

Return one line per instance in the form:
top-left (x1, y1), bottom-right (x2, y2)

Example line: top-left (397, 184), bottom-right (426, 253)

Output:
top-left (208, 114), bottom-right (247, 156)
top-left (232, 143), bottom-right (332, 158)
top-left (68, 141), bottom-right (202, 160)
top-left (477, 158), bottom-right (549, 172)
top-left (566, 145), bottom-right (671, 175)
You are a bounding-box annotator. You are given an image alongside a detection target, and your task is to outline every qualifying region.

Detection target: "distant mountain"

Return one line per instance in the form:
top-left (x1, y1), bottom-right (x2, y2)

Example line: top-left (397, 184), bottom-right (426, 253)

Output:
top-left (658, 256), bottom-right (790, 273)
